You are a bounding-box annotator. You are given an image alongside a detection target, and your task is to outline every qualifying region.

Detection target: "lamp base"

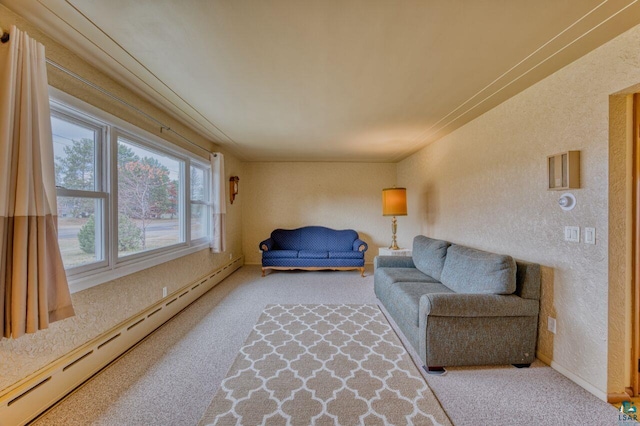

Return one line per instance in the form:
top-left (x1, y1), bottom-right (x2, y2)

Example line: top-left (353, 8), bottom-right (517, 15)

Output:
top-left (388, 216), bottom-right (399, 250)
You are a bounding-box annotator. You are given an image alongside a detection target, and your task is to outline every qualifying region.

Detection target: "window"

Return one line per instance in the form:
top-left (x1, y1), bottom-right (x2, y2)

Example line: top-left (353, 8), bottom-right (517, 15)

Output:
top-left (117, 137), bottom-right (184, 258)
top-left (52, 112), bottom-right (107, 272)
top-left (50, 90), bottom-right (212, 291)
top-left (190, 164), bottom-right (210, 241)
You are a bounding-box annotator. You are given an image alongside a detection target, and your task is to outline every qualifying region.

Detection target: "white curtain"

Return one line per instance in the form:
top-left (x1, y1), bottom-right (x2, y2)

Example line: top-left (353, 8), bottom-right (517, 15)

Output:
top-left (0, 26), bottom-right (75, 338)
top-left (210, 153), bottom-right (226, 253)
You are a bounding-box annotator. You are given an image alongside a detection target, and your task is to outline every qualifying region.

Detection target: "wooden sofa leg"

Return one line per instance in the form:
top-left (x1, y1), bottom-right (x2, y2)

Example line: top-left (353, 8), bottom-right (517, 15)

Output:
top-left (360, 267), bottom-right (365, 277)
top-left (423, 366), bottom-right (446, 375)
top-left (261, 268), bottom-right (266, 277)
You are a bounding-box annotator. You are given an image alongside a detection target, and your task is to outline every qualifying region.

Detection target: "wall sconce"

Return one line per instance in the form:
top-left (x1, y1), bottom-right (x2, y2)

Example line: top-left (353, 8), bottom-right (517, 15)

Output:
top-left (558, 193), bottom-right (576, 211)
top-left (229, 176), bottom-right (239, 204)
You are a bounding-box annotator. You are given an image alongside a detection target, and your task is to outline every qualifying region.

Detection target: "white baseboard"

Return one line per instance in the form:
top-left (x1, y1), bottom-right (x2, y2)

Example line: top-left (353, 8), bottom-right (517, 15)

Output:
top-left (536, 352), bottom-right (607, 401)
top-left (0, 256), bottom-right (243, 426)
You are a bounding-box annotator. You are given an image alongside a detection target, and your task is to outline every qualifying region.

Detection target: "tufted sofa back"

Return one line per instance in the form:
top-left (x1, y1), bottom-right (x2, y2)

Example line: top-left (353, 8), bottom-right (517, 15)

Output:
top-left (271, 226), bottom-right (359, 252)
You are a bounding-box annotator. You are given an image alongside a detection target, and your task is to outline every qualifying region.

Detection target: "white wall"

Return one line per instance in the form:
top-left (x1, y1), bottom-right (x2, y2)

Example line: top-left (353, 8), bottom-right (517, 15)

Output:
top-left (242, 162), bottom-right (397, 265)
top-left (397, 23), bottom-right (640, 398)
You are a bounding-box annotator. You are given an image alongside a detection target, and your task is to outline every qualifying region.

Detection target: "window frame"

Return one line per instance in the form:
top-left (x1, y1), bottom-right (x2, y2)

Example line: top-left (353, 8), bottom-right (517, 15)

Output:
top-left (113, 130), bottom-right (188, 263)
top-left (50, 87), bottom-right (212, 293)
top-left (51, 104), bottom-right (110, 274)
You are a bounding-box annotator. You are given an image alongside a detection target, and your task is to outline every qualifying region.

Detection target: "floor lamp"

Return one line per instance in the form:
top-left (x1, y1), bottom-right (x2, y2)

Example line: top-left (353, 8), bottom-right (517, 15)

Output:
top-left (382, 187), bottom-right (407, 250)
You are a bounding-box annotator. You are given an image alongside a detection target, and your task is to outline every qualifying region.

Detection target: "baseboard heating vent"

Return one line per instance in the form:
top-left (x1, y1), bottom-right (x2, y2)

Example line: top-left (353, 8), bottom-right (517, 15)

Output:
top-left (7, 378), bottom-right (50, 407)
top-left (62, 351), bottom-right (93, 372)
top-left (0, 256), bottom-right (243, 426)
top-left (127, 318), bottom-right (145, 331)
top-left (97, 333), bottom-right (121, 350)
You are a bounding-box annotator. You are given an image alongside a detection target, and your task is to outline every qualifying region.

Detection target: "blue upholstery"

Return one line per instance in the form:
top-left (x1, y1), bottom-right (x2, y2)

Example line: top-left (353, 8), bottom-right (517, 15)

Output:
top-left (262, 250), bottom-right (298, 259)
top-left (328, 251), bottom-right (364, 259)
top-left (298, 250), bottom-right (328, 259)
top-left (259, 226), bottom-right (368, 276)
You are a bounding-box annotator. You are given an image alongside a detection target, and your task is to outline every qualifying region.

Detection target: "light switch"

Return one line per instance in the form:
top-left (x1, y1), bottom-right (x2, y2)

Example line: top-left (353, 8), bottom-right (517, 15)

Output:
top-left (565, 226), bottom-right (580, 242)
top-left (585, 227), bottom-right (596, 245)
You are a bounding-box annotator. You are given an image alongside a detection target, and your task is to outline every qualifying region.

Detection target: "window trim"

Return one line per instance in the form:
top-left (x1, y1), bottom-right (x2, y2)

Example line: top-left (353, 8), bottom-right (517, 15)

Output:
top-left (50, 87), bottom-right (212, 294)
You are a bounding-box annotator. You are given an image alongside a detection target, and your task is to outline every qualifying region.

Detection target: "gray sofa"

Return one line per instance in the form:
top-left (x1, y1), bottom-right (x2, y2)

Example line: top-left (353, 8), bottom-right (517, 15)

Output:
top-left (374, 235), bottom-right (541, 372)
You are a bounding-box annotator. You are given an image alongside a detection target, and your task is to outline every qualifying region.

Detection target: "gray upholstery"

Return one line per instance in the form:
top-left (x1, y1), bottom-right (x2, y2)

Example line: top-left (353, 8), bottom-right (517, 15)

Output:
top-left (420, 316), bottom-right (538, 367)
top-left (515, 260), bottom-right (541, 300)
top-left (440, 245), bottom-right (516, 295)
top-left (389, 282), bottom-right (453, 326)
top-left (374, 235), bottom-right (541, 368)
top-left (412, 236), bottom-right (450, 281)
top-left (374, 255), bottom-right (416, 269)
top-left (420, 293), bottom-right (539, 317)
top-left (374, 267), bottom-right (439, 306)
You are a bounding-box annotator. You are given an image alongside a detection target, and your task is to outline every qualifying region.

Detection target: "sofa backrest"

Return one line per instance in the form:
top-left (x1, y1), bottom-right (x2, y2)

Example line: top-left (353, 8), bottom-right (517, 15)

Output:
top-left (440, 245), bottom-right (516, 295)
top-left (412, 236), bottom-right (450, 281)
top-left (271, 226), bottom-right (359, 252)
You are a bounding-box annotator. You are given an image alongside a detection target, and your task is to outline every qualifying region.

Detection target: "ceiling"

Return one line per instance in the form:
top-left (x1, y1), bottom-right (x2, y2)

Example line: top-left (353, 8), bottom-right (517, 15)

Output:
top-left (3, 0), bottom-right (640, 162)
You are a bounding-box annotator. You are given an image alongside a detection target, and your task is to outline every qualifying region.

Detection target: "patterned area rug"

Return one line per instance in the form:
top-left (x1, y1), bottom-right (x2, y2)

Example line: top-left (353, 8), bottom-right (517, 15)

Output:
top-left (199, 304), bottom-right (451, 425)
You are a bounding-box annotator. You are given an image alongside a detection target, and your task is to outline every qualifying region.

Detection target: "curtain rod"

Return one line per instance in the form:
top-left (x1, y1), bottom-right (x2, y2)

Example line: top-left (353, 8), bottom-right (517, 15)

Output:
top-left (45, 58), bottom-right (213, 157)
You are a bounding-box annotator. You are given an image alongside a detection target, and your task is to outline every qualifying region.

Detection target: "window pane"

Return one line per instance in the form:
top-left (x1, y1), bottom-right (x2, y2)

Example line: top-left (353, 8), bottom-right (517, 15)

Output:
top-left (52, 115), bottom-right (97, 191)
top-left (117, 138), bottom-right (183, 257)
top-left (57, 197), bottom-right (102, 268)
top-left (191, 203), bottom-right (208, 240)
top-left (190, 166), bottom-right (205, 201)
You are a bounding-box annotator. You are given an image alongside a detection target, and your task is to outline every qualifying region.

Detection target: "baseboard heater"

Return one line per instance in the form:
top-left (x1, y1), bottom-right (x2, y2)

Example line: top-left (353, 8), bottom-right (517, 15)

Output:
top-left (0, 256), bottom-right (243, 426)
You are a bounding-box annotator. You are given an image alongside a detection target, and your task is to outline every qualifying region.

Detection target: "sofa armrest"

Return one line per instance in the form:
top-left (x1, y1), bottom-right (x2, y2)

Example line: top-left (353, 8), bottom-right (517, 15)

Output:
top-left (374, 255), bottom-right (415, 269)
top-left (353, 239), bottom-right (368, 252)
top-left (420, 293), bottom-right (539, 318)
top-left (259, 238), bottom-right (274, 251)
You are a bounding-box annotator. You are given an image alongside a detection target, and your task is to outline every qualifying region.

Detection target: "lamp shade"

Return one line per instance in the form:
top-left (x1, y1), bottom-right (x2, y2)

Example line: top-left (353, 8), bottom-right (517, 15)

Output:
top-left (382, 187), bottom-right (407, 216)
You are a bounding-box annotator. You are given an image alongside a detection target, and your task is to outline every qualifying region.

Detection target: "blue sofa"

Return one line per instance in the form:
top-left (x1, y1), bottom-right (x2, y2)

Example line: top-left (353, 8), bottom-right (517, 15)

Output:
top-left (259, 226), bottom-right (368, 277)
top-left (375, 235), bottom-right (540, 372)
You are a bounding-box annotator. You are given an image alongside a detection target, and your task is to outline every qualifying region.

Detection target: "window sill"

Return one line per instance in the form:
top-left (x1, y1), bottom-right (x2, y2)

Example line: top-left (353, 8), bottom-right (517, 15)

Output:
top-left (68, 241), bottom-right (212, 293)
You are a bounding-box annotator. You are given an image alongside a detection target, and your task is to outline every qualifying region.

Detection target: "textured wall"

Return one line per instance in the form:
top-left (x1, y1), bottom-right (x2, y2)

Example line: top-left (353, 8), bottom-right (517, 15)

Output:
top-left (0, 5), bottom-right (243, 391)
top-left (242, 162), bottom-right (398, 265)
top-left (397, 24), bottom-right (640, 396)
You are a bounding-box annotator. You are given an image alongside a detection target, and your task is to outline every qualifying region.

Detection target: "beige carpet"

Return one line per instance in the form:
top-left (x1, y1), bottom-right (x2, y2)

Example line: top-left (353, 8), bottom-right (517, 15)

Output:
top-left (199, 304), bottom-right (451, 426)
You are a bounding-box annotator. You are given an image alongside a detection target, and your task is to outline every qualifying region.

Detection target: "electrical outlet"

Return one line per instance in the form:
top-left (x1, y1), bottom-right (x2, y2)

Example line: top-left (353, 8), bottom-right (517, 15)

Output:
top-left (229, 253), bottom-right (233, 260)
top-left (162, 287), bottom-right (168, 298)
top-left (547, 316), bottom-right (556, 334)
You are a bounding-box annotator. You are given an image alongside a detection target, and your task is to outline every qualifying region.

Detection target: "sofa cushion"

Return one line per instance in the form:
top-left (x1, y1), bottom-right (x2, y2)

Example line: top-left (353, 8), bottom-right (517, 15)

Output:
top-left (374, 267), bottom-right (440, 307)
top-left (440, 245), bottom-right (516, 295)
top-left (298, 250), bottom-right (328, 259)
top-left (262, 250), bottom-right (298, 259)
top-left (386, 281), bottom-right (454, 327)
top-left (376, 267), bottom-right (439, 287)
top-left (328, 251), bottom-right (364, 259)
top-left (412, 236), bottom-right (450, 281)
